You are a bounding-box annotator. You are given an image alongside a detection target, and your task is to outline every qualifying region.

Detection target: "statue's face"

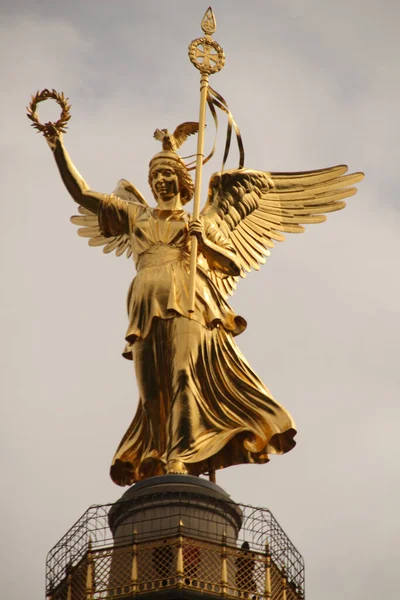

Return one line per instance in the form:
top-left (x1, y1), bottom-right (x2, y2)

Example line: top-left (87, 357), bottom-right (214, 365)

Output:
top-left (150, 165), bottom-right (180, 204)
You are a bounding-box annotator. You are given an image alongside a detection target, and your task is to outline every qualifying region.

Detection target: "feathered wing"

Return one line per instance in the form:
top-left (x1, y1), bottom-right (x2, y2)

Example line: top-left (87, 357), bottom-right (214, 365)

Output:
top-left (153, 129), bottom-right (165, 142)
top-left (70, 179), bottom-right (149, 258)
top-left (201, 165), bottom-right (364, 298)
top-left (173, 121), bottom-right (200, 149)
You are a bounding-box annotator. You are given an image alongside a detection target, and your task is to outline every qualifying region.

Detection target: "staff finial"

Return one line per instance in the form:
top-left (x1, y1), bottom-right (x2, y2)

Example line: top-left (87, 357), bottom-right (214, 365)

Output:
top-left (201, 7), bottom-right (217, 35)
top-left (189, 8), bottom-right (225, 75)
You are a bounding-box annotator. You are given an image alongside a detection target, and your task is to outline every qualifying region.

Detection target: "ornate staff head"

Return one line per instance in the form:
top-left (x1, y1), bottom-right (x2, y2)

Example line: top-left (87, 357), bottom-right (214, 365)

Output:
top-left (188, 7), bottom-right (225, 75)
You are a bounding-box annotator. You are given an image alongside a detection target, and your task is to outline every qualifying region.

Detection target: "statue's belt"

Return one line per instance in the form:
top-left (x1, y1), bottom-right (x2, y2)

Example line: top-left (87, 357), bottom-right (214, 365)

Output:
top-left (136, 246), bottom-right (188, 271)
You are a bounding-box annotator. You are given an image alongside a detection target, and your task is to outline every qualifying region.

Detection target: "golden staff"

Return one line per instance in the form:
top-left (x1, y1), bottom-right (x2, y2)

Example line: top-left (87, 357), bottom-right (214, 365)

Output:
top-left (188, 7), bottom-right (225, 313)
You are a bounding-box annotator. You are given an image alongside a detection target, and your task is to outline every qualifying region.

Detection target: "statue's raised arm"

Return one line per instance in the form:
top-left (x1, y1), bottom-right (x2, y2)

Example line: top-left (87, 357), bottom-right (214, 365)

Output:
top-left (27, 89), bottom-right (149, 260)
top-left (27, 89), bottom-right (104, 214)
top-left (50, 135), bottom-right (105, 214)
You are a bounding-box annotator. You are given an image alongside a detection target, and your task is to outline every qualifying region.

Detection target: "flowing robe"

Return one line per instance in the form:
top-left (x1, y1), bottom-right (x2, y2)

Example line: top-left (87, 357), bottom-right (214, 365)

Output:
top-left (98, 196), bottom-right (296, 485)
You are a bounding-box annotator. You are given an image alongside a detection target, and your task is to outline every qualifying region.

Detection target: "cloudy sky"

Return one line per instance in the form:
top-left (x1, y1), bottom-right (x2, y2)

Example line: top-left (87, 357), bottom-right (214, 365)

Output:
top-left (1, 1), bottom-right (399, 598)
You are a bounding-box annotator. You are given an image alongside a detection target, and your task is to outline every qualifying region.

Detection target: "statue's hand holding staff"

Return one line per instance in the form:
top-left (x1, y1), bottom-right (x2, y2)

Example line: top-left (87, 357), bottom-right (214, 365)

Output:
top-left (188, 218), bottom-right (206, 248)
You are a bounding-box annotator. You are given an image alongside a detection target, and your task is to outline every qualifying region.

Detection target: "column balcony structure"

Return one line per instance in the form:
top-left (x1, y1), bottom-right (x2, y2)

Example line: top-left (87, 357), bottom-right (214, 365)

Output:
top-left (46, 476), bottom-right (304, 600)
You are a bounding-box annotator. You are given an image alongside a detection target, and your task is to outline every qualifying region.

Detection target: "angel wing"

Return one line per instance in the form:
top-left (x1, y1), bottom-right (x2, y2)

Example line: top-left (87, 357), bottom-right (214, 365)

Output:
top-left (70, 179), bottom-right (148, 258)
top-left (201, 165), bottom-right (364, 298)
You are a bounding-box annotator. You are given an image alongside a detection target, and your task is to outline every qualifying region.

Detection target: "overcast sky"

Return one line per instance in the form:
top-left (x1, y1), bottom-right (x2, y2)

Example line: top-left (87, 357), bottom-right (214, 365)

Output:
top-left (1, 1), bottom-right (399, 599)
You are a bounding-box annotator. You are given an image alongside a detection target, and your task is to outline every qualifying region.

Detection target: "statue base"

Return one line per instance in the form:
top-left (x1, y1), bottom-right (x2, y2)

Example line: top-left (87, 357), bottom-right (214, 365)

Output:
top-left (107, 475), bottom-right (242, 598)
top-left (109, 474), bottom-right (242, 544)
top-left (46, 475), bottom-right (304, 599)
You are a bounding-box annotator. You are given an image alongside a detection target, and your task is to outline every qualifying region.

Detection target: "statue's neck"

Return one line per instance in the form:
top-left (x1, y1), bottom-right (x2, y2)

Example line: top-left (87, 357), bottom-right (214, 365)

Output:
top-left (156, 195), bottom-right (183, 211)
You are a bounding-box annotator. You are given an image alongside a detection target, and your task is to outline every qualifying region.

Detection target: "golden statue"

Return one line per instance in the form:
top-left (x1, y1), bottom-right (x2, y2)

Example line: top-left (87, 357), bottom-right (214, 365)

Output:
top-left (27, 9), bottom-right (363, 487)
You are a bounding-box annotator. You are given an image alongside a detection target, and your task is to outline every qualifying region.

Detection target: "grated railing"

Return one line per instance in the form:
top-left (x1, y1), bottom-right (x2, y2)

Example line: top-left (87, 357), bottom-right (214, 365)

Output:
top-left (46, 495), bottom-right (304, 599)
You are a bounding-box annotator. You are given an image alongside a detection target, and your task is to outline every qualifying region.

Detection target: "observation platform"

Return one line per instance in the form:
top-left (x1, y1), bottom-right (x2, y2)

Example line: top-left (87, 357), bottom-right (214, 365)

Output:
top-left (46, 476), bottom-right (304, 600)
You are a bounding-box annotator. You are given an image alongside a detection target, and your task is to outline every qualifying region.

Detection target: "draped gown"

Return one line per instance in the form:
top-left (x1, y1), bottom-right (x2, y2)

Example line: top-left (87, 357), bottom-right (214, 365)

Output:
top-left (98, 194), bottom-right (296, 486)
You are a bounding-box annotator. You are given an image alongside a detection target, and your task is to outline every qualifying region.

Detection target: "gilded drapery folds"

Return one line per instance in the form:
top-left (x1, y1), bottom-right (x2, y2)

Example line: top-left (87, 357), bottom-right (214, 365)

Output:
top-left (96, 195), bottom-right (296, 485)
top-left (30, 92), bottom-right (362, 484)
top-left (68, 159), bottom-right (363, 485)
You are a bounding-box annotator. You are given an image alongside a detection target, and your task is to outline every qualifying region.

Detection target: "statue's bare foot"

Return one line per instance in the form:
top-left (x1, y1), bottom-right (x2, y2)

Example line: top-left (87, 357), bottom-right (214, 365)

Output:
top-left (167, 460), bottom-right (188, 475)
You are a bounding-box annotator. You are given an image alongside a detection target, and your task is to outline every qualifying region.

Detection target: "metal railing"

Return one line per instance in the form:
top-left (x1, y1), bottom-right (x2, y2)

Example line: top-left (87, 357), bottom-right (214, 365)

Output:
top-left (46, 495), bottom-right (304, 599)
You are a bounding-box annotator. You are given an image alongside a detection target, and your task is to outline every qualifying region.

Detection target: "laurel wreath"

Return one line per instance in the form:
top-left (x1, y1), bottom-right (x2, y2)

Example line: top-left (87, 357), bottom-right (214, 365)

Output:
top-left (26, 89), bottom-right (71, 138)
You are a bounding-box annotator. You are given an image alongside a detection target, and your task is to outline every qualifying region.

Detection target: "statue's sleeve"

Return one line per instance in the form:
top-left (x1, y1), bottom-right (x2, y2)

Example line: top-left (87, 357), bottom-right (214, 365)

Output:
top-left (97, 194), bottom-right (142, 238)
top-left (205, 221), bottom-right (235, 252)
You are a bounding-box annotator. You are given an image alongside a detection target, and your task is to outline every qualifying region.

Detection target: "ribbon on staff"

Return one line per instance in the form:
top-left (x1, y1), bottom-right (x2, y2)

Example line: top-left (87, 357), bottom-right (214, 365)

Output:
top-left (185, 85), bottom-right (245, 172)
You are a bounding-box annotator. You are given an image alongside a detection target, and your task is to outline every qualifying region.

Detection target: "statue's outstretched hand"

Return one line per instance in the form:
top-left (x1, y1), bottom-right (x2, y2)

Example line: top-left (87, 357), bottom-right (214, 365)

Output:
top-left (44, 123), bottom-right (61, 152)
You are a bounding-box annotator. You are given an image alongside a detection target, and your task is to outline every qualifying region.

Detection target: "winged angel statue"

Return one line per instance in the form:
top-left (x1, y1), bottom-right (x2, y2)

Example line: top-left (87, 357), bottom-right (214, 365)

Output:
top-left (34, 103), bottom-right (363, 485)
